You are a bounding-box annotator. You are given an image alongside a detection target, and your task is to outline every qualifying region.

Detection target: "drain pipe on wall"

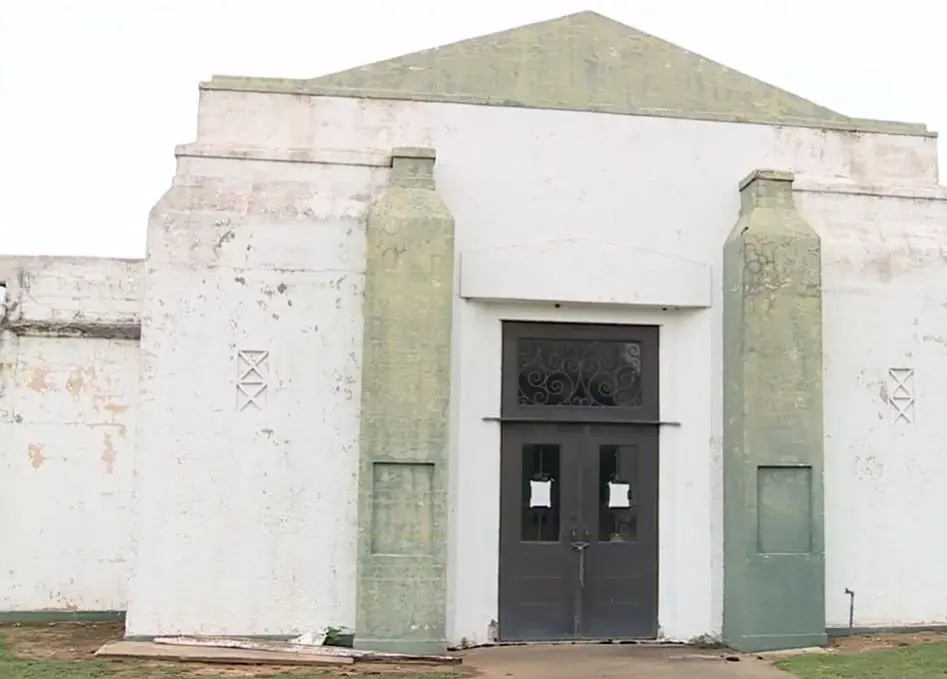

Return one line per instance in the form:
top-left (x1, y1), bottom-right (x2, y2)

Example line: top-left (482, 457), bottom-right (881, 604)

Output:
top-left (844, 588), bottom-right (855, 635)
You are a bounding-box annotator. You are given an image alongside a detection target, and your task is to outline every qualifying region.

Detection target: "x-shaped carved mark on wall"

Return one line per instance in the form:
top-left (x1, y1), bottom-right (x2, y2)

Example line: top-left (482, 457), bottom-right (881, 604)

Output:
top-left (237, 350), bottom-right (268, 411)
top-left (888, 368), bottom-right (915, 424)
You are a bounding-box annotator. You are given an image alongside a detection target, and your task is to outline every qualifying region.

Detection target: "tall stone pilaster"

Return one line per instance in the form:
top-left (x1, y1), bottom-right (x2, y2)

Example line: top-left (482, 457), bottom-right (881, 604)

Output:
top-left (355, 148), bottom-right (454, 653)
top-left (722, 170), bottom-right (826, 652)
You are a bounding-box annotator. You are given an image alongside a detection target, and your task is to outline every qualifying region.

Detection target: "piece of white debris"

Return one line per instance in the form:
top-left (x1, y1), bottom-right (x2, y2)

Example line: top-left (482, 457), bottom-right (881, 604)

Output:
top-left (290, 631), bottom-right (326, 646)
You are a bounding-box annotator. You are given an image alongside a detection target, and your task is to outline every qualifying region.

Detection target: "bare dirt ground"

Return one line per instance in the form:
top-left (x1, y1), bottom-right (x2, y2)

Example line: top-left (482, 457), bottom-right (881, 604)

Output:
top-left (1, 620), bottom-right (121, 661)
top-left (827, 630), bottom-right (947, 654)
top-left (0, 622), bottom-right (463, 677)
top-left (8, 622), bottom-right (947, 679)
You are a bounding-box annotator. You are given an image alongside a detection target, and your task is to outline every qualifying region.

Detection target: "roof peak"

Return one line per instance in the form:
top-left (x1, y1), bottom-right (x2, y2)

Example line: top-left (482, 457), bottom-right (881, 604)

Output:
top-left (204, 12), bottom-right (929, 135)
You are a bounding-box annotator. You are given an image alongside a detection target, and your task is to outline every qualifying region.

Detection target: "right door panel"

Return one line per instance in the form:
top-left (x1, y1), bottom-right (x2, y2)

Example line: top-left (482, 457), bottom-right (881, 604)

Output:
top-left (581, 424), bottom-right (659, 639)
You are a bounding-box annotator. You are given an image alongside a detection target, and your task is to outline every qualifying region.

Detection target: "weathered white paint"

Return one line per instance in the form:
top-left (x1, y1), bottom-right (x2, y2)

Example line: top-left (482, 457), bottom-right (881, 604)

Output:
top-left (0, 256), bottom-right (140, 612)
top-left (194, 92), bottom-right (940, 188)
top-left (796, 183), bottom-right (947, 629)
top-left (459, 240), bottom-right (713, 308)
top-left (125, 164), bottom-right (381, 636)
top-left (4, 85), bottom-right (947, 644)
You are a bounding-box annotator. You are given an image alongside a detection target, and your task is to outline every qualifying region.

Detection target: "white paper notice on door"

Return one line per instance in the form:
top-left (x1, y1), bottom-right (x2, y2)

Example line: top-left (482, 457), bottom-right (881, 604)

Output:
top-left (529, 479), bottom-right (553, 508)
top-left (607, 481), bottom-right (631, 508)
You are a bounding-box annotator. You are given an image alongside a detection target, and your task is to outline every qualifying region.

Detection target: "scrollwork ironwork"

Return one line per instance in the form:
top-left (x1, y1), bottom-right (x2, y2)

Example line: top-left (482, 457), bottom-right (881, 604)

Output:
top-left (517, 339), bottom-right (642, 407)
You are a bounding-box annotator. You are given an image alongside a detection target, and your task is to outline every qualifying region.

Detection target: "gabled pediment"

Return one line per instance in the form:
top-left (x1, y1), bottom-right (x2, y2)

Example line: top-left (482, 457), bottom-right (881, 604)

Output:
top-left (459, 240), bottom-right (712, 308)
top-left (305, 11), bottom-right (848, 128)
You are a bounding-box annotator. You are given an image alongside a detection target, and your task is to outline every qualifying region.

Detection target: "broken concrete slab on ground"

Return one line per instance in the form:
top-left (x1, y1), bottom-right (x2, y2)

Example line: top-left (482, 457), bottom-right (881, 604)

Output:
top-left (95, 641), bottom-right (354, 667)
top-left (95, 635), bottom-right (462, 668)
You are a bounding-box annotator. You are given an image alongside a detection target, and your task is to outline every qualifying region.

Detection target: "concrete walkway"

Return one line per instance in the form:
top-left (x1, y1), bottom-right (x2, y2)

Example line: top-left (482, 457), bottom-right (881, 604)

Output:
top-left (460, 644), bottom-right (790, 679)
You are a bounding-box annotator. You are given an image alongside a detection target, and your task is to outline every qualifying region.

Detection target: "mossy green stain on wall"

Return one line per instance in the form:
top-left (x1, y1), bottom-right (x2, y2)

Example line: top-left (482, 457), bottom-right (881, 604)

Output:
top-left (722, 170), bottom-right (826, 652)
top-left (0, 611), bottom-right (125, 624)
top-left (355, 148), bottom-right (454, 654)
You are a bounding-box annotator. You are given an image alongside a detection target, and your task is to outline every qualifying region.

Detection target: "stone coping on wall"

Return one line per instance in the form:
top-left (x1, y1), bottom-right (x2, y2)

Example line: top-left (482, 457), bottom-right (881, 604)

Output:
top-left (791, 179), bottom-right (947, 199)
top-left (0, 256), bottom-right (142, 339)
top-left (175, 144), bottom-right (394, 167)
top-left (0, 319), bottom-right (141, 340)
top-left (199, 76), bottom-right (934, 138)
top-left (175, 144), bottom-right (437, 167)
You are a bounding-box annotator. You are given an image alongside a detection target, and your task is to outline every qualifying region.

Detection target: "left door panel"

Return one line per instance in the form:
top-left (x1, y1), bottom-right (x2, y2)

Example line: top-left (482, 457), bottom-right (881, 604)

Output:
top-left (498, 424), bottom-right (581, 641)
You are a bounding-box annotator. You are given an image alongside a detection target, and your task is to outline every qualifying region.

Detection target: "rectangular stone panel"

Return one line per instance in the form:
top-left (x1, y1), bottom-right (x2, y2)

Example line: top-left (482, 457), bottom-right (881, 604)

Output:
top-left (757, 465), bottom-right (812, 554)
top-left (358, 572), bottom-right (444, 640)
top-left (370, 462), bottom-right (435, 556)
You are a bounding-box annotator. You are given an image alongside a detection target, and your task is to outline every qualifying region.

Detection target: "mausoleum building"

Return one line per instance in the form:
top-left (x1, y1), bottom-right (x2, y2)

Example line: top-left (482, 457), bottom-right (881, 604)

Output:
top-left (2, 11), bottom-right (946, 653)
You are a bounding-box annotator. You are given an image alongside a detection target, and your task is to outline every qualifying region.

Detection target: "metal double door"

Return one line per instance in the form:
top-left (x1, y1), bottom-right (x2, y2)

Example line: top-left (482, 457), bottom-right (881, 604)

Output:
top-left (498, 422), bottom-right (658, 641)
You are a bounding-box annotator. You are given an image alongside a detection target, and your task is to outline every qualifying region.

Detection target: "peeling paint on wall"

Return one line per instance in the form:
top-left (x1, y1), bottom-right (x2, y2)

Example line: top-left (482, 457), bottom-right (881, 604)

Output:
top-left (26, 367), bottom-right (54, 393)
top-left (65, 365), bottom-right (99, 400)
top-left (65, 367), bottom-right (86, 398)
top-left (101, 432), bottom-right (117, 473)
top-left (1, 331), bottom-right (138, 612)
top-left (27, 443), bottom-right (45, 469)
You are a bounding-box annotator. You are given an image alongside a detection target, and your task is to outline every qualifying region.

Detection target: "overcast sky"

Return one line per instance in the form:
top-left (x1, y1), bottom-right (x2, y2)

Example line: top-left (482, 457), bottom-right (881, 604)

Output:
top-left (1, 0), bottom-right (944, 258)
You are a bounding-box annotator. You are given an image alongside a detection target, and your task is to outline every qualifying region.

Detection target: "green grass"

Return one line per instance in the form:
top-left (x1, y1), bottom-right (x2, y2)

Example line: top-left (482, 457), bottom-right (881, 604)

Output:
top-left (0, 635), bottom-right (458, 679)
top-left (0, 637), bottom-right (127, 679)
top-left (776, 642), bottom-right (947, 678)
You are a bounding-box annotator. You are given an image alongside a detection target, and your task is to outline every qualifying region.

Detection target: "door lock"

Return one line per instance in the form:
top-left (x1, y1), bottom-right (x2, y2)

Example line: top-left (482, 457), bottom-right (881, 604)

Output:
top-left (569, 528), bottom-right (591, 588)
top-left (569, 528), bottom-right (591, 551)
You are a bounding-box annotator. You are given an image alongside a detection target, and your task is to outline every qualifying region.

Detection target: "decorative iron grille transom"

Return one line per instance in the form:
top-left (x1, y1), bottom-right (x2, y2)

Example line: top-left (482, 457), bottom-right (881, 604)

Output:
top-left (516, 338), bottom-right (642, 407)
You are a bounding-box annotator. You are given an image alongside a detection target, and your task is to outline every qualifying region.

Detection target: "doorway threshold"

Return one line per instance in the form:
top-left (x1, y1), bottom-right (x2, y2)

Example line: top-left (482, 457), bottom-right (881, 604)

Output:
top-left (452, 638), bottom-right (687, 651)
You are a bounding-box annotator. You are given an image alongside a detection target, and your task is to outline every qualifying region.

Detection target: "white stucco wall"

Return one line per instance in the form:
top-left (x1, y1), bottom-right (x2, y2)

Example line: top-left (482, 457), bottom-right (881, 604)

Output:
top-left (0, 256), bottom-right (140, 612)
top-left (126, 159), bottom-right (382, 636)
top-left (131, 86), bottom-right (944, 644)
top-left (797, 183), bottom-right (947, 629)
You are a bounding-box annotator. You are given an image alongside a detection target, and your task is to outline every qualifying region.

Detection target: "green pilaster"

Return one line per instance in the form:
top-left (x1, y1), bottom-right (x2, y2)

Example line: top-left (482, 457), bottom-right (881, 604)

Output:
top-left (722, 170), bottom-right (826, 652)
top-left (355, 147), bottom-right (454, 654)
